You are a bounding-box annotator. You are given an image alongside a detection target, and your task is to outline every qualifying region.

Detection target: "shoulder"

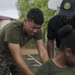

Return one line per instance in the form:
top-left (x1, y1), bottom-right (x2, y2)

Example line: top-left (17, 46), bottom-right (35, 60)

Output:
top-left (2, 21), bottom-right (23, 36)
top-left (49, 15), bottom-right (60, 22)
top-left (38, 59), bottom-right (52, 70)
top-left (48, 15), bottom-right (61, 27)
top-left (5, 21), bottom-right (23, 30)
top-left (35, 59), bottom-right (52, 75)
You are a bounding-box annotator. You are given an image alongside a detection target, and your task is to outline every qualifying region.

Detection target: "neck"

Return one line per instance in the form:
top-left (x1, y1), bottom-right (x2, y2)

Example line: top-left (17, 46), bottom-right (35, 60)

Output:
top-left (52, 52), bottom-right (67, 68)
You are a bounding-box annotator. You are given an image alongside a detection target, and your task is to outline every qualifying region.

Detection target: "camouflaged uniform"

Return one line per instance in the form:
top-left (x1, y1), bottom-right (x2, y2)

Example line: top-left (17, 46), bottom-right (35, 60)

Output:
top-left (0, 21), bottom-right (43, 75)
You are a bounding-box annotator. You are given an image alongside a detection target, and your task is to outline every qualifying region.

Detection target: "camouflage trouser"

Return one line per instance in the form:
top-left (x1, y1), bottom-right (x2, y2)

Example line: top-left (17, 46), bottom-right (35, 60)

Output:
top-left (0, 50), bottom-right (25, 75)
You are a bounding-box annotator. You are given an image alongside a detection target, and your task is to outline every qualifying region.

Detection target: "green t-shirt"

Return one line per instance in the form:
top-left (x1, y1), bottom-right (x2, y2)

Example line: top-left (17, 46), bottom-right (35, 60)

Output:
top-left (35, 59), bottom-right (75, 75)
top-left (0, 21), bottom-right (43, 55)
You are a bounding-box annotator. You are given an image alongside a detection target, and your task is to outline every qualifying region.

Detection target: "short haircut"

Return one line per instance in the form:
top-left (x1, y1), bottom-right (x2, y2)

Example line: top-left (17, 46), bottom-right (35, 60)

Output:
top-left (27, 8), bottom-right (44, 25)
top-left (58, 25), bottom-right (75, 54)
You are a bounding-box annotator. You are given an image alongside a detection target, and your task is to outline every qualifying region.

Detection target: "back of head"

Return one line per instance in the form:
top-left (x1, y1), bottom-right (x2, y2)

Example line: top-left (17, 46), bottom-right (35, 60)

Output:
top-left (58, 25), bottom-right (75, 54)
top-left (27, 8), bottom-right (44, 25)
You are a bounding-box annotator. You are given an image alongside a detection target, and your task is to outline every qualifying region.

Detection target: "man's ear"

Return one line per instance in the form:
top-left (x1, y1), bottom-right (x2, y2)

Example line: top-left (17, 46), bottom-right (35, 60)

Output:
top-left (65, 48), bottom-right (72, 56)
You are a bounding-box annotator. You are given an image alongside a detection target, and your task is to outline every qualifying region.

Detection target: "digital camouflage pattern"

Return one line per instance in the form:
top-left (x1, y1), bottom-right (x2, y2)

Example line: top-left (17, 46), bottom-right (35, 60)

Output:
top-left (0, 50), bottom-right (25, 75)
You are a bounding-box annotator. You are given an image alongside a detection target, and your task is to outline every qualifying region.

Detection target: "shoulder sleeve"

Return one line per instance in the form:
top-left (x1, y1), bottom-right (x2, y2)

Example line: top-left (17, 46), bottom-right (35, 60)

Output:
top-left (4, 24), bottom-right (20, 44)
top-left (34, 29), bottom-right (43, 40)
top-left (35, 60), bottom-right (51, 75)
top-left (47, 17), bottom-right (55, 40)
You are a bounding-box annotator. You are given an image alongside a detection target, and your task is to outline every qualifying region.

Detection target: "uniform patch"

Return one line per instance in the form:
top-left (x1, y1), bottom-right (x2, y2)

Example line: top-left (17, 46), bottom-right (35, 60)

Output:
top-left (64, 2), bottom-right (71, 9)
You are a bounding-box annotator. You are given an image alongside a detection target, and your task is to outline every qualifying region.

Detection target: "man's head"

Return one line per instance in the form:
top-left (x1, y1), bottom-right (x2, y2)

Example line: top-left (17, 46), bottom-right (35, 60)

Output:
top-left (27, 8), bottom-right (44, 25)
top-left (58, 0), bottom-right (75, 21)
top-left (58, 25), bottom-right (75, 66)
top-left (23, 8), bottom-right (44, 36)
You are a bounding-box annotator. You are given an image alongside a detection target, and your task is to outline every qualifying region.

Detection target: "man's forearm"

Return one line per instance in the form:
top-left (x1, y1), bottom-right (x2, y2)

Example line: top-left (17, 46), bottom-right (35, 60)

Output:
top-left (8, 43), bottom-right (34, 75)
top-left (15, 56), bottom-right (34, 75)
top-left (47, 40), bottom-right (54, 58)
top-left (35, 39), bottom-right (49, 63)
top-left (39, 49), bottom-right (49, 63)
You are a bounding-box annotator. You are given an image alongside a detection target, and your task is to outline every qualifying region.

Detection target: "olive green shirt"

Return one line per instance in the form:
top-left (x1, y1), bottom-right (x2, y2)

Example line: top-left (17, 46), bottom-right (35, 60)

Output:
top-left (35, 59), bottom-right (75, 75)
top-left (0, 21), bottom-right (43, 55)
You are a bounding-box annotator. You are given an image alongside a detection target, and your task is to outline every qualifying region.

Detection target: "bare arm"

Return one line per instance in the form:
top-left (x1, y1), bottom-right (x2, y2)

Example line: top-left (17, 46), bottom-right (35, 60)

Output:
top-left (47, 39), bottom-right (54, 58)
top-left (8, 43), bottom-right (34, 75)
top-left (35, 39), bottom-right (49, 63)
